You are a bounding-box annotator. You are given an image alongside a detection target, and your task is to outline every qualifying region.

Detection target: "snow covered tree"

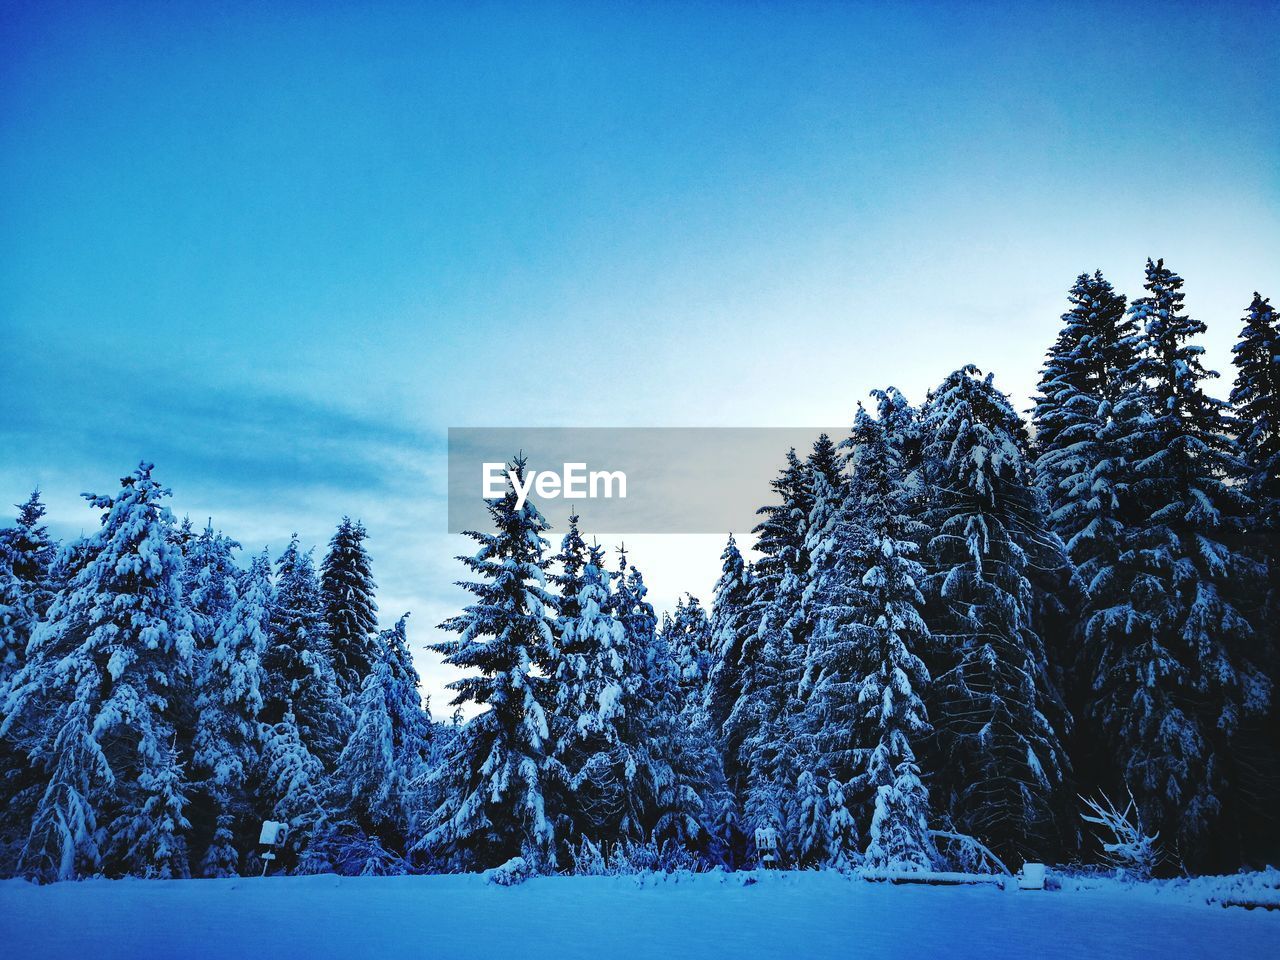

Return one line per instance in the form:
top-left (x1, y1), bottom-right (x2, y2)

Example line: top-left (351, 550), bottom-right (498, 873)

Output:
top-left (182, 522), bottom-right (241, 652)
top-left (802, 432), bottom-right (880, 784)
top-left (263, 536), bottom-right (349, 770)
top-left (2, 463), bottom-right (195, 879)
top-left (192, 550), bottom-right (272, 876)
top-left (550, 511), bottom-right (588, 621)
top-left (1029, 276), bottom-right (1142, 802)
top-left (1032, 271), bottom-right (1134, 514)
top-left (0, 491), bottom-right (59, 874)
top-left (259, 704), bottom-right (326, 865)
top-left (332, 615), bottom-right (432, 852)
top-left (920, 368), bottom-right (1070, 861)
top-left (871, 387), bottom-right (926, 483)
top-left (1230, 292), bottom-right (1279, 635)
top-left (1085, 261), bottom-right (1268, 868)
top-left (0, 490), bottom-right (57, 687)
top-left (724, 448), bottom-right (813, 854)
top-left (551, 549), bottom-right (649, 849)
top-left (177, 520), bottom-right (241, 841)
top-left (848, 407), bottom-right (935, 871)
top-left (1229, 291), bottom-right (1280, 852)
top-left (792, 769), bottom-right (830, 868)
top-left (801, 402), bottom-right (933, 869)
top-left (605, 550), bottom-right (721, 861)
top-left (666, 594), bottom-right (713, 701)
top-left (418, 456), bottom-right (560, 872)
top-left (707, 535), bottom-right (752, 734)
top-left (321, 517), bottom-right (379, 703)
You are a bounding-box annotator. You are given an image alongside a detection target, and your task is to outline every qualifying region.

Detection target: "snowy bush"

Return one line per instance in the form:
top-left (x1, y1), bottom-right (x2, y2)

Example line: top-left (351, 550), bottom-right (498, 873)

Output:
top-left (486, 856), bottom-right (535, 886)
top-left (1080, 791), bottom-right (1159, 880)
top-left (566, 838), bottom-right (707, 876)
top-left (296, 830), bottom-right (414, 877)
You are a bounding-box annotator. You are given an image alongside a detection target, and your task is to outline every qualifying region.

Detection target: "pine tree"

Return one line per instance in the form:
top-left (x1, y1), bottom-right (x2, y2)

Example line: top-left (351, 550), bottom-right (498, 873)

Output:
top-left (2, 463), bottom-right (195, 879)
top-left (177, 520), bottom-right (241, 855)
top-left (871, 387), bottom-right (926, 483)
top-left (551, 511), bottom-right (588, 621)
top-left (333, 615), bottom-right (432, 851)
top-left (824, 778), bottom-right (860, 871)
top-left (1030, 274), bottom-right (1143, 816)
top-left (793, 768), bottom-right (829, 868)
top-left (321, 517), bottom-right (379, 703)
top-left (803, 424), bottom-right (881, 787)
top-left (921, 367), bottom-right (1069, 861)
top-left (1088, 260), bottom-right (1268, 867)
top-left (0, 490), bottom-right (57, 687)
top-left (1032, 271), bottom-right (1134, 515)
top-left (192, 550), bottom-right (272, 876)
top-left (801, 402), bottom-right (933, 869)
top-left (551, 546), bottom-right (651, 849)
top-left (264, 536), bottom-right (349, 769)
top-left (724, 449), bottom-right (812, 854)
top-left (666, 594), bottom-right (714, 701)
top-left (1229, 291), bottom-right (1280, 852)
top-left (182, 522), bottom-right (241, 652)
top-left (419, 456), bottom-right (559, 872)
top-left (706, 534), bottom-right (752, 736)
top-left (1230, 292), bottom-right (1280, 633)
top-left (612, 552), bottom-right (719, 860)
top-left (849, 407), bottom-right (935, 871)
top-left (259, 705), bottom-right (326, 864)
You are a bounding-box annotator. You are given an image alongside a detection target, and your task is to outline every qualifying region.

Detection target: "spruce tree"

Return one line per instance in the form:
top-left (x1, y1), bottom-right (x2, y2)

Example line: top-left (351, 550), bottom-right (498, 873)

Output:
top-left (2, 463), bottom-right (195, 879)
top-left (851, 407), bottom-right (935, 871)
top-left (871, 387), bottom-right (926, 489)
top-left (1230, 292), bottom-right (1279, 635)
top-left (182, 522), bottom-right (241, 652)
top-left (551, 511), bottom-right (588, 621)
top-left (0, 490), bottom-right (56, 687)
top-left (1229, 291), bottom-right (1280, 852)
top-left (849, 412), bottom-right (931, 870)
top-left (802, 402), bottom-right (934, 869)
top-left (793, 769), bottom-right (830, 868)
top-left (264, 536), bottom-right (349, 769)
top-left (551, 547), bottom-right (649, 849)
top-left (321, 517), bottom-right (379, 703)
top-left (666, 594), bottom-right (713, 701)
top-left (1032, 271), bottom-right (1134, 513)
top-left (1090, 260), bottom-right (1267, 867)
top-left (613, 551), bottom-right (721, 859)
top-left (192, 550), bottom-right (272, 876)
top-left (706, 535), bottom-right (752, 739)
top-left (419, 456), bottom-right (560, 871)
top-left (333, 615), bottom-right (432, 852)
top-left (178, 520), bottom-right (241, 847)
top-left (921, 367), bottom-right (1069, 861)
top-left (724, 449), bottom-right (812, 855)
top-left (259, 704), bottom-right (326, 865)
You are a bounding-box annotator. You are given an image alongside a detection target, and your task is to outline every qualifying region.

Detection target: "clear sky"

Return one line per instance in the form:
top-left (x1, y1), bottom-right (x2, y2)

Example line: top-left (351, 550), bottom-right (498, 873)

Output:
top-left (2, 0), bottom-right (1277, 713)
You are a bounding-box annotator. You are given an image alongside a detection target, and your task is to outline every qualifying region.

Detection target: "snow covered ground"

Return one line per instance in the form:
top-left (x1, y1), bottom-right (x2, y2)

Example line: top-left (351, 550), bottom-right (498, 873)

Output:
top-left (1, 870), bottom-right (1276, 960)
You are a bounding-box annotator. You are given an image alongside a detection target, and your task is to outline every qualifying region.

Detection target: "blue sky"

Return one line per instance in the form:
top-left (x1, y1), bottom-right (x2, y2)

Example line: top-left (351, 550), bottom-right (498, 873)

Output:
top-left (2, 1), bottom-right (1277, 711)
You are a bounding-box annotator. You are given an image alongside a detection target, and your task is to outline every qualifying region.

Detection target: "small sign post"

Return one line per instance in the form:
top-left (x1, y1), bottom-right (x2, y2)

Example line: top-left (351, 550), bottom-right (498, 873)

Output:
top-left (258, 820), bottom-right (289, 877)
top-left (755, 826), bottom-right (779, 870)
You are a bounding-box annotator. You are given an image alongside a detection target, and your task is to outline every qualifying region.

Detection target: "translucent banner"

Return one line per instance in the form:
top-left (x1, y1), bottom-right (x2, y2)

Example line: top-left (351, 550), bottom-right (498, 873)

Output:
top-left (447, 427), bottom-right (847, 534)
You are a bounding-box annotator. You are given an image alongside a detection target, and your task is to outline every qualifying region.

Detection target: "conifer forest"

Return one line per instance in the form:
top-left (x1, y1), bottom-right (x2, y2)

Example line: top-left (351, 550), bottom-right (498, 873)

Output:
top-left (2, 261), bottom-right (1277, 884)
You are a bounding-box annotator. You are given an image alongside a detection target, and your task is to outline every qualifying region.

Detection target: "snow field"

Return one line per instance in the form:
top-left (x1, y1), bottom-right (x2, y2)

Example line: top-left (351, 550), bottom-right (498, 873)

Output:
top-left (2, 870), bottom-right (1277, 960)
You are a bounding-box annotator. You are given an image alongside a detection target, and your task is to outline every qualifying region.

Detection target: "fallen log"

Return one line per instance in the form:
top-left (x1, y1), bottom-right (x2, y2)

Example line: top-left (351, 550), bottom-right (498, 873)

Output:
top-left (858, 869), bottom-right (1008, 888)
